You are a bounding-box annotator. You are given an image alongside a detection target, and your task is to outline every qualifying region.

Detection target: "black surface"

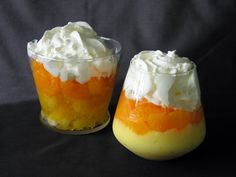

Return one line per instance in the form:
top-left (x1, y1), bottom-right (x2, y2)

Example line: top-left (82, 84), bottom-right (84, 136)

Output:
top-left (0, 0), bottom-right (236, 176)
top-left (0, 99), bottom-right (235, 177)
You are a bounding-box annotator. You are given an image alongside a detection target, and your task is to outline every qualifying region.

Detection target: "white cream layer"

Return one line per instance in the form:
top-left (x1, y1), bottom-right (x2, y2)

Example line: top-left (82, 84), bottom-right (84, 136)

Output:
top-left (27, 22), bottom-right (115, 83)
top-left (123, 50), bottom-right (200, 111)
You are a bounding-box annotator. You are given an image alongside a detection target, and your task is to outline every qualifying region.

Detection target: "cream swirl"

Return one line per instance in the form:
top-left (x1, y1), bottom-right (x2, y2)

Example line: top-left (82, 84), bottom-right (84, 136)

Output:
top-left (27, 22), bottom-right (115, 83)
top-left (123, 50), bottom-right (200, 111)
top-left (130, 50), bottom-right (193, 74)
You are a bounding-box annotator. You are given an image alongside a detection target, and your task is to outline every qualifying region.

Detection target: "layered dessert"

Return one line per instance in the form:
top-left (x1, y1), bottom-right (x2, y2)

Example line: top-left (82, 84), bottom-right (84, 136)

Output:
top-left (27, 22), bottom-right (120, 134)
top-left (113, 50), bottom-right (205, 160)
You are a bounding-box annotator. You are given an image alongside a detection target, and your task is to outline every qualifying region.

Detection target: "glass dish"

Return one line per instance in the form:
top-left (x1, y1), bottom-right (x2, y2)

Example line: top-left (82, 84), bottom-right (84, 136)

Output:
top-left (28, 37), bottom-right (121, 134)
top-left (113, 61), bottom-right (206, 160)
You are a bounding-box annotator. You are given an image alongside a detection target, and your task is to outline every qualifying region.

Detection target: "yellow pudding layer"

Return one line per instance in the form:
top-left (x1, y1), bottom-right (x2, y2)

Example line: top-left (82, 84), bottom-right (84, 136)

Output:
top-left (113, 118), bottom-right (205, 160)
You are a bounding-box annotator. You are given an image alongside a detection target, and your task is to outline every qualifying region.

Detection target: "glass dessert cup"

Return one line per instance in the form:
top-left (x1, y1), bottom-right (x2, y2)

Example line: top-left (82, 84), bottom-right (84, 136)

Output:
top-left (28, 37), bottom-right (121, 134)
top-left (113, 64), bottom-right (206, 160)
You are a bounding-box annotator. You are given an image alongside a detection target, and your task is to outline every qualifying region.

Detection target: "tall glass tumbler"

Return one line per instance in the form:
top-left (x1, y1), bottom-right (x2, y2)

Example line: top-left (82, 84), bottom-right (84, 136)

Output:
top-left (28, 37), bottom-right (121, 134)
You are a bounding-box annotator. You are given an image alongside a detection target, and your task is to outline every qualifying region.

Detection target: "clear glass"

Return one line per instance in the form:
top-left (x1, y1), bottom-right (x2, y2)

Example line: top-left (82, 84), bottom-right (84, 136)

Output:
top-left (113, 62), bottom-right (206, 160)
top-left (28, 37), bottom-right (121, 135)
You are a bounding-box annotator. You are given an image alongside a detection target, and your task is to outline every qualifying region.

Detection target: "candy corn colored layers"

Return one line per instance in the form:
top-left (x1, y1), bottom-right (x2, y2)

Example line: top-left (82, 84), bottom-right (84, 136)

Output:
top-left (31, 59), bottom-right (115, 131)
top-left (113, 91), bottom-right (205, 160)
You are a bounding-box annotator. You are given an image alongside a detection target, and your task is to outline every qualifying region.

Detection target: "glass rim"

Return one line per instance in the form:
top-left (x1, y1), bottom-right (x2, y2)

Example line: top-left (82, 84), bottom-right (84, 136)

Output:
top-left (129, 59), bottom-right (197, 76)
top-left (27, 36), bottom-right (121, 62)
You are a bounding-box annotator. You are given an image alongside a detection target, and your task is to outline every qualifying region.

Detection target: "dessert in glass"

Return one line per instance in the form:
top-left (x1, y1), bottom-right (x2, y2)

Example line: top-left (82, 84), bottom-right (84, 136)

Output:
top-left (27, 22), bottom-right (121, 134)
top-left (113, 50), bottom-right (206, 160)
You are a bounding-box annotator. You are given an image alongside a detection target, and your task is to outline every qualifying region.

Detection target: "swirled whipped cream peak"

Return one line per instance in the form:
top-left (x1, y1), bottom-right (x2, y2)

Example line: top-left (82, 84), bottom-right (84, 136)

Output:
top-left (130, 50), bottom-right (193, 74)
top-left (27, 21), bottom-right (115, 83)
top-left (123, 50), bottom-right (201, 111)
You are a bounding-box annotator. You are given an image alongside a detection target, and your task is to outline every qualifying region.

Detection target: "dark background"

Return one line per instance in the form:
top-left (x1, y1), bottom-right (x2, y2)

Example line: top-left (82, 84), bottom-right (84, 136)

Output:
top-left (0, 0), bottom-right (235, 176)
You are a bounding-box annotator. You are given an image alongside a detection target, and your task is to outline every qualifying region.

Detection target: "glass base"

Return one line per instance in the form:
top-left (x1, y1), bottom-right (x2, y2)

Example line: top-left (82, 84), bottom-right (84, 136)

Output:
top-left (40, 111), bottom-right (110, 135)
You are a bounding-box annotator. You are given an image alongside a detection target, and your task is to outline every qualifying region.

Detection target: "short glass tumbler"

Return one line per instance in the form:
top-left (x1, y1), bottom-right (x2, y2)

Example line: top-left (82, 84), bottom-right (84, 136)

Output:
top-left (113, 61), bottom-right (206, 160)
top-left (28, 37), bottom-right (121, 134)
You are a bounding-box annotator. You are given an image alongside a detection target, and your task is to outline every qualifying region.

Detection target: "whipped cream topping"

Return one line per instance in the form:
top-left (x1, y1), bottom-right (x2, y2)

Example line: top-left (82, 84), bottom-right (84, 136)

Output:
top-left (27, 21), bottom-right (116, 83)
top-left (123, 50), bottom-right (200, 111)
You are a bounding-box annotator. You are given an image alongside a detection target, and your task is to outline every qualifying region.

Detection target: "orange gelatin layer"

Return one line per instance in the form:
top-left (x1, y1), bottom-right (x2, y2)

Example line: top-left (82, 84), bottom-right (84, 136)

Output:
top-left (114, 91), bottom-right (204, 135)
top-left (31, 59), bottom-right (116, 130)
